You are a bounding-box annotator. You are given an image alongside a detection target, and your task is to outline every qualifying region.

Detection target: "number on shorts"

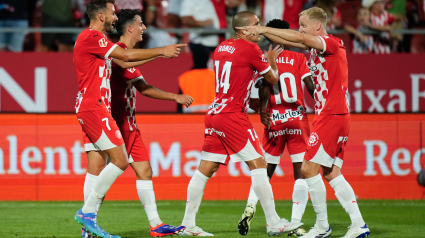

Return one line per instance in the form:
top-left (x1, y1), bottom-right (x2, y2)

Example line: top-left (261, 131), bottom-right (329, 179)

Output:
top-left (247, 129), bottom-right (259, 141)
top-left (273, 72), bottom-right (297, 104)
top-left (102, 117), bottom-right (111, 131)
top-left (214, 60), bottom-right (232, 94)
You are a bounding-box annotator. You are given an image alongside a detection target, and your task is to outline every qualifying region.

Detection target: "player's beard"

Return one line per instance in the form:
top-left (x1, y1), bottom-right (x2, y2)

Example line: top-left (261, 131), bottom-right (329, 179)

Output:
top-left (104, 18), bottom-right (114, 33)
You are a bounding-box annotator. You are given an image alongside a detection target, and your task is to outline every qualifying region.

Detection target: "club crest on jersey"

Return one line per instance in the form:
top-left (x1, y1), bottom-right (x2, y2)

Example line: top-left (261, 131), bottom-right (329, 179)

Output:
top-left (115, 130), bottom-right (122, 139)
top-left (128, 67), bottom-right (136, 73)
top-left (308, 132), bottom-right (319, 146)
top-left (99, 38), bottom-right (108, 47)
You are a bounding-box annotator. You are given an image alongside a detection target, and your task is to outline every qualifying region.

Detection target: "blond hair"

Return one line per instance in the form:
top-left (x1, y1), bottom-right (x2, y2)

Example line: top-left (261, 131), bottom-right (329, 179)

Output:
top-left (299, 7), bottom-right (328, 27)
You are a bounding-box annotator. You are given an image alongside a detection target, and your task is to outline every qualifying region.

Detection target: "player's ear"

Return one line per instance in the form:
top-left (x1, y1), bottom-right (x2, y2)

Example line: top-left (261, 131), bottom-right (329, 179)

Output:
top-left (127, 24), bottom-right (132, 34)
top-left (98, 11), bottom-right (104, 22)
top-left (316, 21), bottom-right (321, 31)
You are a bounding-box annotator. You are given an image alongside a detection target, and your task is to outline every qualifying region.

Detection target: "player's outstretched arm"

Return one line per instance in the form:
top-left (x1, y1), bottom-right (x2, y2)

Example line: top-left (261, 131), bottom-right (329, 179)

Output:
top-left (258, 79), bottom-right (272, 128)
top-left (112, 56), bottom-right (160, 69)
top-left (133, 79), bottom-right (194, 108)
top-left (263, 33), bottom-right (308, 50)
top-left (237, 25), bottom-right (323, 51)
top-left (303, 76), bottom-right (315, 100)
top-left (262, 45), bottom-right (282, 84)
top-left (109, 44), bottom-right (186, 62)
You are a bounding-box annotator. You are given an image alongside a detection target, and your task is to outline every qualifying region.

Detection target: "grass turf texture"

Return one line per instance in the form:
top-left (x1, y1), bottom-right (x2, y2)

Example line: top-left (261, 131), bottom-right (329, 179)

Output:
top-left (0, 200), bottom-right (424, 238)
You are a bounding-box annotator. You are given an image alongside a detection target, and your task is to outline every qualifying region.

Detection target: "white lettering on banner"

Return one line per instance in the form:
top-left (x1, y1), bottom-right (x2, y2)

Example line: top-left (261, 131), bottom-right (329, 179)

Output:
top-left (364, 140), bottom-right (424, 176)
top-left (388, 90), bottom-right (406, 112)
top-left (364, 140), bottom-right (391, 175)
top-left (184, 150), bottom-right (202, 176)
top-left (391, 148), bottom-right (411, 176)
top-left (0, 67), bottom-right (47, 112)
top-left (150, 142), bottom-right (181, 176)
top-left (21, 146), bottom-right (42, 175)
top-left (411, 74), bottom-right (425, 112)
top-left (71, 141), bottom-right (86, 175)
top-left (0, 135), bottom-right (87, 175)
top-left (365, 90), bottom-right (387, 112)
top-left (44, 147), bottom-right (70, 174)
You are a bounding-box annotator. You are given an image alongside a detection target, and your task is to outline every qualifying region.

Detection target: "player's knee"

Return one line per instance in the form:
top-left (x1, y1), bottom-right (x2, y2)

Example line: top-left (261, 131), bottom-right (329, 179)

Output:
top-left (116, 159), bottom-right (129, 171)
top-left (300, 162), bottom-right (312, 178)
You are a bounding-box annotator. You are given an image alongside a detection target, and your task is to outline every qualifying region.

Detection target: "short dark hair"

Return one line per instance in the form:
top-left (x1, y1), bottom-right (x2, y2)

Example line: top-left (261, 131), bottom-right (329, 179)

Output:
top-left (115, 9), bottom-right (142, 36)
top-left (86, 0), bottom-right (115, 20)
top-left (265, 19), bottom-right (290, 42)
top-left (232, 11), bottom-right (256, 33)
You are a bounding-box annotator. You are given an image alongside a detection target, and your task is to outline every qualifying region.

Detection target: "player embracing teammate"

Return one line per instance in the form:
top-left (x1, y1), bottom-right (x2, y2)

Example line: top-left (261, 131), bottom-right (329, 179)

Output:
top-left (177, 11), bottom-right (303, 237)
top-left (238, 19), bottom-right (315, 237)
top-left (73, 0), bottom-right (185, 237)
top-left (238, 7), bottom-right (370, 238)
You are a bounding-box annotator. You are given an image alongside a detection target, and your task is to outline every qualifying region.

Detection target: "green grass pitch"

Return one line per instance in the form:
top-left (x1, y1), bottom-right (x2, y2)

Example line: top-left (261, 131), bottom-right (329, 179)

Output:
top-left (0, 200), bottom-right (424, 237)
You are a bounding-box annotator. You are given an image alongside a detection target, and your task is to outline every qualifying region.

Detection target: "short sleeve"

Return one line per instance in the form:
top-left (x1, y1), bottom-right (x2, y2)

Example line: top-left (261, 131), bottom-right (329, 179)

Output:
top-left (180, 0), bottom-right (195, 17)
top-left (318, 35), bottom-right (339, 55)
top-left (120, 66), bottom-right (144, 84)
top-left (299, 55), bottom-right (311, 80)
top-left (85, 31), bottom-right (117, 58)
top-left (387, 13), bottom-right (395, 24)
top-left (249, 44), bottom-right (271, 75)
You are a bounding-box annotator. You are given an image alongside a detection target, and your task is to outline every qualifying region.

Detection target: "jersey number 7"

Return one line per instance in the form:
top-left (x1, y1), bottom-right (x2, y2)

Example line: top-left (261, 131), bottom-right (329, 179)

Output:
top-left (215, 60), bottom-right (232, 94)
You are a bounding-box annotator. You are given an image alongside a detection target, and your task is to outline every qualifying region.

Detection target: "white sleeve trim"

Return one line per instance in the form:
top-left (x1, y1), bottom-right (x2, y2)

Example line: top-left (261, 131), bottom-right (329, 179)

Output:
top-left (259, 65), bottom-right (271, 75)
top-left (127, 76), bottom-right (144, 84)
top-left (105, 44), bottom-right (118, 58)
top-left (318, 36), bottom-right (326, 54)
top-left (301, 72), bottom-right (312, 80)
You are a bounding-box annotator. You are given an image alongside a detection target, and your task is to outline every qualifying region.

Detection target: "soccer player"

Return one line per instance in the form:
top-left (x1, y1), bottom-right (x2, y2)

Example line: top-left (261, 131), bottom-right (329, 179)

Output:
top-left (177, 11), bottom-right (303, 237)
top-left (236, 7), bottom-right (370, 238)
top-left (73, 0), bottom-right (185, 237)
top-left (111, 8), bottom-right (192, 237)
top-left (238, 19), bottom-right (315, 237)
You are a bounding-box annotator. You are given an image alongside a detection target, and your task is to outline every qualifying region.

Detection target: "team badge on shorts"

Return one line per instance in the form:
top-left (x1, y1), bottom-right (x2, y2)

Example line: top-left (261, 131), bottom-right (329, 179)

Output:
top-left (115, 130), bottom-right (123, 139)
top-left (308, 132), bottom-right (319, 146)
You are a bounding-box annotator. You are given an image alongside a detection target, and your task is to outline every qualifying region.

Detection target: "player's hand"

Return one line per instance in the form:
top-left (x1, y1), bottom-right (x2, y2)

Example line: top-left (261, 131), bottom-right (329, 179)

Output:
top-left (260, 111), bottom-right (272, 129)
top-left (197, 19), bottom-right (213, 27)
top-left (235, 25), bottom-right (266, 37)
top-left (175, 94), bottom-right (193, 108)
top-left (264, 45), bottom-right (283, 62)
top-left (162, 44), bottom-right (186, 58)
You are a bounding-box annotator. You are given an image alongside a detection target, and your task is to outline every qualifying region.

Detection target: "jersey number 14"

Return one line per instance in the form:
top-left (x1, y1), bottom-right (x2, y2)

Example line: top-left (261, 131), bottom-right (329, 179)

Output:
top-left (215, 60), bottom-right (232, 94)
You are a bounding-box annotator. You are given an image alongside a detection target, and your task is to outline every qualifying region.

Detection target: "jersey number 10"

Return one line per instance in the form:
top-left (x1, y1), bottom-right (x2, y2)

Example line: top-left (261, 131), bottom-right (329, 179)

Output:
top-left (274, 72), bottom-right (297, 104)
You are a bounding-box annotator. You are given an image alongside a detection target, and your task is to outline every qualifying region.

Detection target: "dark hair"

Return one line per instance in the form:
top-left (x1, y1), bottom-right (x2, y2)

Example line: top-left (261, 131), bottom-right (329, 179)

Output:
top-left (265, 19), bottom-right (290, 42)
top-left (115, 9), bottom-right (142, 36)
top-left (86, 0), bottom-right (115, 20)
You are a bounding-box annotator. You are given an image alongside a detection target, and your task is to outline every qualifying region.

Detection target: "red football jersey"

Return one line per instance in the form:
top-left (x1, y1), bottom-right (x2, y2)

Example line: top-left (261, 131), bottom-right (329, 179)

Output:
top-left (208, 38), bottom-right (271, 115)
top-left (307, 35), bottom-right (350, 116)
top-left (370, 10), bottom-right (394, 54)
top-left (257, 50), bottom-right (311, 127)
top-left (110, 42), bottom-right (144, 132)
top-left (74, 28), bottom-right (118, 113)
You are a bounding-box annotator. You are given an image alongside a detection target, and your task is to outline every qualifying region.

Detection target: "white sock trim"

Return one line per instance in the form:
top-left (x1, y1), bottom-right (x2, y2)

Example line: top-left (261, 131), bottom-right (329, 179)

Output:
top-left (250, 168), bottom-right (267, 176)
top-left (195, 170), bottom-right (210, 182)
top-left (329, 175), bottom-right (344, 188)
top-left (136, 180), bottom-right (153, 190)
top-left (306, 173), bottom-right (322, 186)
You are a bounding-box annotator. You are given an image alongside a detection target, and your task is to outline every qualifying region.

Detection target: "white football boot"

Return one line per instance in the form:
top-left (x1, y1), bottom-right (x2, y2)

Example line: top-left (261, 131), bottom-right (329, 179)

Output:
top-left (288, 227), bottom-right (308, 236)
top-left (299, 225), bottom-right (332, 238)
top-left (177, 226), bottom-right (214, 236)
top-left (267, 219), bottom-right (303, 236)
top-left (238, 203), bottom-right (256, 236)
top-left (340, 224), bottom-right (370, 238)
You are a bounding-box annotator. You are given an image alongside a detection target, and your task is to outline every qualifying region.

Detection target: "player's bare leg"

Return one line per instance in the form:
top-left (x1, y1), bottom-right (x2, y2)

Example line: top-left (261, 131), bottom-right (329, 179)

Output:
top-left (322, 166), bottom-right (369, 238)
top-left (179, 160), bottom-right (219, 236)
top-left (300, 160), bottom-right (331, 237)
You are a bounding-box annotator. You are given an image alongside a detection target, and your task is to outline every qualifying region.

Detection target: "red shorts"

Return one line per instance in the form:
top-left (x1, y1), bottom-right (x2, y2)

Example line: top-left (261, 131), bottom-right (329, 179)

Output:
top-left (78, 110), bottom-right (124, 151)
top-left (122, 129), bottom-right (149, 163)
top-left (202, 112), bottom-right (263, 165)
top-left (262, 119), bottom-right (310, 164)
top-left (304, 113), bottom-right (350, 168)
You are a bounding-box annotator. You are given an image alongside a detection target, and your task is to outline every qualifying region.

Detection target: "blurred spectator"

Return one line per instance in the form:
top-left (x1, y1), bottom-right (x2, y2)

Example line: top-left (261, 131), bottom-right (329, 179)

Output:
top-left (40, 0), bottom-right (77, 52)
top-left (145, 0), bottom-right (179, 48)
top-left (316, 0), bottom-right (342, 29)
top-left (260, 0), bottom-right (308, 29)
top-left (386, 0), bottom-right (407, 51)
top-left (180, 0), bottom-right (227, 69)
top-left (363, 0), bottom-right (399, 53)
top-left (167, 0), bottom-right (182, 28)
top-left (0, 0), bottom-right (29, 52)
top-left (344, 7), bottom-right (375, 53)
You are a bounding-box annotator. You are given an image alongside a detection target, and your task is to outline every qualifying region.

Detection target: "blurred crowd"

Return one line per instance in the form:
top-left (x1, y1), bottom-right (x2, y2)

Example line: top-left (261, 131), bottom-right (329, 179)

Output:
top-left (0, 0), bottom-right (425, 54)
